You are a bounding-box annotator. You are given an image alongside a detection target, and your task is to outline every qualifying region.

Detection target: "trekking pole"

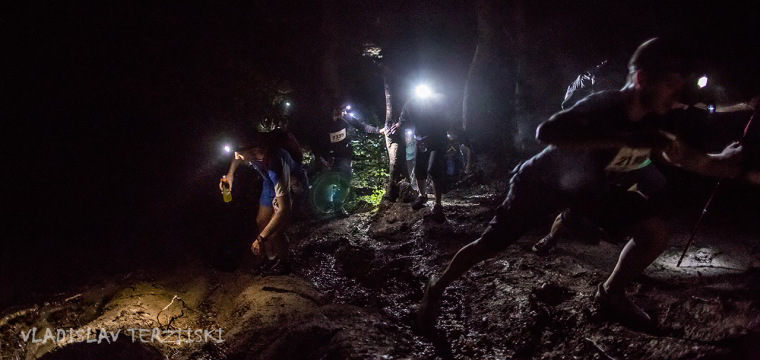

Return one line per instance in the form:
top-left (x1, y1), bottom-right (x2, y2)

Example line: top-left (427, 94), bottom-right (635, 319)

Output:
top-left (677, 101), bottom-right (758, 267)
top-left (676, 182), bottom-right (720, 266)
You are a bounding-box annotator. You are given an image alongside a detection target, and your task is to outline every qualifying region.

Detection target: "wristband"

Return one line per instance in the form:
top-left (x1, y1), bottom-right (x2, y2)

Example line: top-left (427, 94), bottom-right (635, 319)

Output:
top-left (257, 234), bottom-right (268, 244)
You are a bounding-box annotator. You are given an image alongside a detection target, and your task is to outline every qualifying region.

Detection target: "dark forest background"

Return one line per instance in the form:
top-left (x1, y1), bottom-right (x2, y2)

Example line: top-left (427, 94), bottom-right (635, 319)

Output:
top-left (3, 0), bottom-right (759, 308)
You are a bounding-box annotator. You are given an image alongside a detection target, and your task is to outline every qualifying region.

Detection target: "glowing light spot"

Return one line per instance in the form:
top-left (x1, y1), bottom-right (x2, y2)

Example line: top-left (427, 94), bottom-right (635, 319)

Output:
top-left (285, 102), bottom-right (291, 107)
top-left (415, 84), bottom-right (433, 99)
top-left (345, 105), bottom-right (351, 110)
top-left (698, 76), bottom-right (708, 88)
top-left (224, 145), bottom-right (231, 153)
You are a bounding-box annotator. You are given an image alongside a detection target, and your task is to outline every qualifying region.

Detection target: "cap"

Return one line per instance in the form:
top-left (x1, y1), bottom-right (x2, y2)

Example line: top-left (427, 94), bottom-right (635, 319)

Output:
top-left (629, 37), bottom-right (691, 77)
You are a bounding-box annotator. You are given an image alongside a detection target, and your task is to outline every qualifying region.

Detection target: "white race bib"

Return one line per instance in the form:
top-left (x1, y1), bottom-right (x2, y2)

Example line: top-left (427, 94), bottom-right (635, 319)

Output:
top-left (606, 147), bottom-right (652, 172)
top-left (329, 128), bottom-right (347, 143)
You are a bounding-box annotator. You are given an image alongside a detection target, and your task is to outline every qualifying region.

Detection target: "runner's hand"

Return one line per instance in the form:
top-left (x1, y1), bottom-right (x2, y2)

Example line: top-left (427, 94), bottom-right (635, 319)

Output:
top-left (251, 235), bottom-right (266, 256)
top-left (219, 174), bottom-right (234, 192)
top-left (717, 141), bottom-right (742, 161)
top-left (661, 135), bottom-right (694, 165)
top-left (219, 176), bottom-right (233, 192)
top-left (662, 137), bottom-right (684, 164)
top-left (386, 123), bottom-right (400, 135)
top-left (251, 240), bottom-right (260, 255)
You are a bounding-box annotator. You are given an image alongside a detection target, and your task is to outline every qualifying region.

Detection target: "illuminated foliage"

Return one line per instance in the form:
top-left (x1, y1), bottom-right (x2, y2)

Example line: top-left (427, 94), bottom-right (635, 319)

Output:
top-left (350, 120), bottom-right (389, 206)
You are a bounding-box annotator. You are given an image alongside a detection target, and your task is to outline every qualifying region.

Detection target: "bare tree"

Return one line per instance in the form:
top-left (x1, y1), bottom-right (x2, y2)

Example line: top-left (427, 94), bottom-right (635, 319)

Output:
top-left (463, 0), bottom-right (520, 175)
top-left (321, 0), bottom-right (341, 111)
top-left (363, 42), bottom-right (407, 198)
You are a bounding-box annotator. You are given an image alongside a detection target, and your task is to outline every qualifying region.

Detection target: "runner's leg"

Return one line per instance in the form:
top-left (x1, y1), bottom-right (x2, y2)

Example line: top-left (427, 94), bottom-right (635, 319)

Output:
top-left (603, 217), bottom-right (671, 294)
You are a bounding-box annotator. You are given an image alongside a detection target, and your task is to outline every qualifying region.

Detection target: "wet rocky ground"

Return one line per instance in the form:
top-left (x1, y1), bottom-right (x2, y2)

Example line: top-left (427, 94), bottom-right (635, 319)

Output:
top-left (2, 182), bottom-right (760, 359)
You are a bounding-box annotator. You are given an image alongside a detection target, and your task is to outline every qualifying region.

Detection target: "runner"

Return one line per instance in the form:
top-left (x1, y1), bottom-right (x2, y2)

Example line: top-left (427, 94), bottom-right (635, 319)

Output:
top-left (418, 37), bottom-right (749, 330)
top-left (223, 130), bottom-right (305, 274)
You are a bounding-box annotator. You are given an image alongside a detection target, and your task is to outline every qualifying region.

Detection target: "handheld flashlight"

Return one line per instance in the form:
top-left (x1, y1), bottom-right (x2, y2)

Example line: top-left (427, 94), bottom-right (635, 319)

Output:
top-left (224, 145), bottom-right (232, 153)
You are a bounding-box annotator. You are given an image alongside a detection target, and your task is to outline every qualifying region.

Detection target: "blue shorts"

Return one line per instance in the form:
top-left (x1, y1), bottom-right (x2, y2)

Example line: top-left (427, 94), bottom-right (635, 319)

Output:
top-left (260, 181), bottom-right (276, 207)
top-left (259, 165), bottom-right (307, 207)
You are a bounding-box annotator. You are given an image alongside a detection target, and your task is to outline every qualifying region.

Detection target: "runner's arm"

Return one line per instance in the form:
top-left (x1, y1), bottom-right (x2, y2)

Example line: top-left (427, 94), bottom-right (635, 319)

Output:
top-left (223, 155), bottom-right (246, 190)
top-left (259, 161), bottom-right (292, 238)
top-left (660, 139), bottom-right (745, 179)
top-left (345, 114), bottom-right (381, 134)
top-left (536, 111), bottom-right (671, 150)
top-left (259, 194), bottom-right (291, 238)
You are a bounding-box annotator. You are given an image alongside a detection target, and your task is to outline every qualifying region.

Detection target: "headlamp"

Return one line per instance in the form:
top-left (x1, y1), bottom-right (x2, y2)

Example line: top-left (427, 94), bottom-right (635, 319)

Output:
top-left (415, 84), bottom-right (433, 99)
top-left (697, 76), bottom-right (708, 88)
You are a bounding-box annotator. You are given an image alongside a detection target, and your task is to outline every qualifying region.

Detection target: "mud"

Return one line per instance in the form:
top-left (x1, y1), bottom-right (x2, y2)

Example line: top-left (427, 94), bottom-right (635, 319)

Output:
top-left (2, 184), bottom-right (760, 359)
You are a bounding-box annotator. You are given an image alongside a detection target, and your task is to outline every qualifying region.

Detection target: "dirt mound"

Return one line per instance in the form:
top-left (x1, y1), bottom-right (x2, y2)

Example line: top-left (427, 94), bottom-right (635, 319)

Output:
top-left (3, 184), bottom-right (760, 359)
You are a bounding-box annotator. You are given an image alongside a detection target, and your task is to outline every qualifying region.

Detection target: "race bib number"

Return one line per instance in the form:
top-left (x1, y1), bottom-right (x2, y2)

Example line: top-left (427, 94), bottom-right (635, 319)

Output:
top-left (330, 128), bottom-right (347, 143)
top-left (606, 147), bottom-right (652, 172)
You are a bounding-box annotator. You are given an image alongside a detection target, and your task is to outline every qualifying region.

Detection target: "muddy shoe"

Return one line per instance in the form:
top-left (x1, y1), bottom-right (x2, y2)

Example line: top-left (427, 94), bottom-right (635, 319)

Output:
top-left (416, 278), bottom-right (441, 334)
top-left (431, 204), bottom-right (445, 223)
top-left (531, 235), bottom-right (559, 256)
top-left (594, 283), bottom-right (653, 328)
top-left (411, 195), bottom-right (429, 210)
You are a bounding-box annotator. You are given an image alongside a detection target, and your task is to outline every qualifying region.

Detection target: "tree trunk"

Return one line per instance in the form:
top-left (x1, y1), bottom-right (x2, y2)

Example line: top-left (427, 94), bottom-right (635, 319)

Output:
top-left (383, 66), bottom-right (408, 197)
top-left (383, 67), bottom-right (393, 128)
top-left (512, 0), bottom-right (530, 153)
top-left (462, 0), bottom-right (518, 176)
top-left (320, 0), bottom-right (340, 113)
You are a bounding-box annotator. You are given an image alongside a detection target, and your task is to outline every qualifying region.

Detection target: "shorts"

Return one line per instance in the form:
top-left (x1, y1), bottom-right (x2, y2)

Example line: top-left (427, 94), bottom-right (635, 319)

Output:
top-left (479, 166), bottom-right (572, 250)
top-left (260, 181), bottom-right (276, 207)
top-left (479, 161), bottom-right (662, 249)
top-left (260, 180), bottom-right (297, 210)
top-left (414, 133), bottom-right (446, 181)
top-left (570, 164), bottom-right (666, 235)
top-left (577, 187), bottom-right (657, 236)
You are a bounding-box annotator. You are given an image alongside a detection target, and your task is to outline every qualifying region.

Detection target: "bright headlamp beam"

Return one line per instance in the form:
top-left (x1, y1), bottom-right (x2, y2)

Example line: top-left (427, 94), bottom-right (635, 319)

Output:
top-left (697, 76), bottom-right (708, 88)
top-left (415, 84), bottom-right (433, 99)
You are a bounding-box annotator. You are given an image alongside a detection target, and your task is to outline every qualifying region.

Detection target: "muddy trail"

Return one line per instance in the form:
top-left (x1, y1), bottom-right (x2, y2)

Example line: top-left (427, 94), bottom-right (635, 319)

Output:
top-left (2, 183), bottom-right (760, 359)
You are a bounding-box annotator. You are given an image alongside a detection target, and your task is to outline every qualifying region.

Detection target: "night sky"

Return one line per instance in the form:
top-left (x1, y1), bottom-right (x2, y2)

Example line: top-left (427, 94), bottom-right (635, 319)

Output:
top-left (4, 0), bottom-right (758, 305)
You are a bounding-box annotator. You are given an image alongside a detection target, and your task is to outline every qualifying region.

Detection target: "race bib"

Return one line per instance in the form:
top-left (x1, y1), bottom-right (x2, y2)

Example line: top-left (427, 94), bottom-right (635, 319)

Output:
top-left (329, 128), bottom-right (347, 143)
top-left (606, 147), bottom-right (652, 172)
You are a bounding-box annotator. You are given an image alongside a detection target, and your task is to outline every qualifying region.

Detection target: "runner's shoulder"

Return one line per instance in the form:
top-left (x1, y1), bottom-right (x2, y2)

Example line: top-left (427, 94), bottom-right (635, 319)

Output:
top-left (569, 90), bottom-right (625, 112)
